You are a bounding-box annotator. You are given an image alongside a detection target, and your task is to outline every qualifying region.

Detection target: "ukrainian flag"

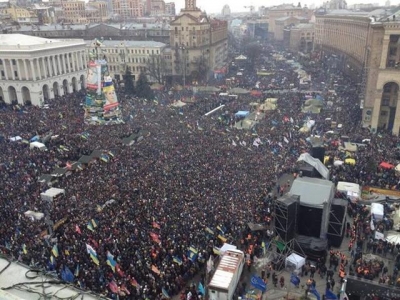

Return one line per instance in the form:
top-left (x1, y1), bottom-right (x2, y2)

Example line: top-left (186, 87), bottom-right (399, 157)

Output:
top-left (218, 234), bottom-right (227, 243)
top-left (100, 154), bottom-right (109, 163)
top-left (22, 244), bottom-right (27, 254)
top-left (87, 222), bottom-right (94, 232)
top-left (213, 247), bottom-right (221, 255)
top-left (173, 256), bottom-right (182, 265)
top-left (107, 257), bottom-right (117, 272)
top-left (90, 253), bottom-right (99, 266)
top-left (189, 246), bottom-right (198, 254)
top-left (50, 255), bottom-right (55, 265)
top-left (52, 244), bottom-right (59, 257)
top-left (205, 227), bottom-right (214, 235)
top-left (64, 249), bottom-right (70, 256)
top-left (91, 219), bottom-right (98, 228)
top-left (108, 151), bottom-right (115, 158)
top-left (216, 225), bottom-right (225, 234)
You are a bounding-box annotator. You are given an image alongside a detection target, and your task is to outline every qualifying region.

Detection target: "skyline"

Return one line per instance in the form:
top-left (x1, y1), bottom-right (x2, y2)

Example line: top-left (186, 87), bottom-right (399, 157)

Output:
top-left (173, 0), bottom-right (390, 13)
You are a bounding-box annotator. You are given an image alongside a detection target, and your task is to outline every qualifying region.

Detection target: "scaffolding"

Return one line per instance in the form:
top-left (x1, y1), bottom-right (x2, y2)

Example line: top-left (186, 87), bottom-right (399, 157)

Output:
top-left (268, 194), bottom-right (305, 272)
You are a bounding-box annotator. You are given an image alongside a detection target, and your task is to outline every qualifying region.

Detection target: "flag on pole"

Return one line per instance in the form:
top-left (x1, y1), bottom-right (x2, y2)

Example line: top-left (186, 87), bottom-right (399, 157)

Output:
top-left (90, 253), bottom-right (99, 265)
top-left (152, 221), bottom-right (161, 229)
top-left (86, 244), bottom-right (96, 256)
top-left (50, 255), bottom-right (56, 266)
top-left (107, 257), bottom-right (117, 272)
top-left (218, 234), bottom-right (227, 243)
top-left (173, 256), bottom-right (183, 265)
top-left (22, 244), bottom-right (27, 254)
top-left (116, 264), bottom-right (125, 277)
top-left (75, 225), bottom-right (82, 234)
top-left (130, 278), bottom-right (140, 289)
top-left (120, 284), bottom-right (130, 295)
top-left (108, 281), bottom-right (119, 293)
top-left (205, 227), bottom-right (214, 235)
top-left (87, 222), bottom-right (94, 232)
top-left (213, 247), bottom-right (220, 255)
top-left (91, 219), bottom-right (98, 228)
top-left (52, 244), bottom-right (59, 257)
top-left (61, 266), bottom-right (74, 283)
top-left (198, 282), bottom-right (205, 296)
top-left (162, 288), bottom-right (170, 299)
top-left (74, 264), bottom-right (80, 277)
top-left (64, 248), bottom-right (70, 256)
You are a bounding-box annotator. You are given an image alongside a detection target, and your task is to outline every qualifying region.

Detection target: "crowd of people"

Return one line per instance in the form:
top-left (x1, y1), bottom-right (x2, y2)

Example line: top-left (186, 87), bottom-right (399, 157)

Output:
top-left (1, 41), bottom-right (400, 300)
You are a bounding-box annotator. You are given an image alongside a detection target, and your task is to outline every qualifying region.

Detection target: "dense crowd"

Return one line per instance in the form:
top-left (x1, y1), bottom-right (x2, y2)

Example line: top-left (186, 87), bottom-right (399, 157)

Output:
top-left (1, 44), bottom-right (400, 300)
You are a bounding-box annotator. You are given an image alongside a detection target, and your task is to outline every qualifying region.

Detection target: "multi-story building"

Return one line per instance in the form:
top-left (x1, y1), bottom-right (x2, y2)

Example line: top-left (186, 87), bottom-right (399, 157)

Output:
top-left (150, 0), bottom-right (165, 16)
top-left (315, 10), bottom-right (400, 135)
top-left (164, 2), bottom-right (175, 16)
top-left (0, 4), bottom-right (35, 24)
top-left (14, 22), bottom-right (170, 44)
top-left (87, 40), bottom-right (167, 82)
top-left (170, 0), bottom-right (228, 83)
top-left (284, 23), bottom-right (315, 53)
top-left (111, 0), bottom-right (142, 19)
top-left (274, 15), bottom-right (309, 41)
top-left (266, 4), bottom-right (311, 39)
top-left (221, 4), bottom-right (231, 17)
top-left (0, 34), bottom-right (86, 106)
top-left (60, 0), bottom-right (109, 23)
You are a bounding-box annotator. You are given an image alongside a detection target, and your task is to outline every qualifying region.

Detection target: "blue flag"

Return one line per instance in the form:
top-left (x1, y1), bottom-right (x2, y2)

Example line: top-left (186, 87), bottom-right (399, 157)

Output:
top-left (310, 286), bottom-right (321, 300)
top-left (251, 275), bottom-right (266, 292)
top-left (290, 273), bottom-right (300, 286)
top-left (61, 266), bottom-right (74, 283)
top-left (325, 289), bottom-right (338, 300)
top-left (162, 288), bottom-right (170, 299)
top-left (198, 282), bottom-right (205, 296)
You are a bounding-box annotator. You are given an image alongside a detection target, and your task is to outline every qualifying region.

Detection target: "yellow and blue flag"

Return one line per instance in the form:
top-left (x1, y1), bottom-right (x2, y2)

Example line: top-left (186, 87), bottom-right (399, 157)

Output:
top-left (22, 244), bottom-right (27, 254)
top-left (52, 244), bottom-right (59, 257)
top-left (90, 253), bottom-right (99, 266)
top-left (107, 256), bottom-right (117, 272)
top-left (189, 246), bottom-right (198, 254)
top-left (213, 247), bottom-right (221, 255)
top-left (218, 234), bottom-right (227, 243)
top-left (205, 227), bottom-right (214, 235)
top-left (173, 256), bottom-right (182, 265)
top-left (87, 222), bottom-right (94, 232)
top-left (91, 219), bottom-right (98, 228)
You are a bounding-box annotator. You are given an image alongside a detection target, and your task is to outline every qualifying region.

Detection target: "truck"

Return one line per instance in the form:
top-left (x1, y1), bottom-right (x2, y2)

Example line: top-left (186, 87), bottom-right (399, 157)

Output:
top-left (208, 249), bottom-right (245, 300)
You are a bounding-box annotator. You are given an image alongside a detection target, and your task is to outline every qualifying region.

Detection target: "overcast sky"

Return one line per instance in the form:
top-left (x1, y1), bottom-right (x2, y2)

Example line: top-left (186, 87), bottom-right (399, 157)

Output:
top-left (173, 0), bottom-right (387, 13)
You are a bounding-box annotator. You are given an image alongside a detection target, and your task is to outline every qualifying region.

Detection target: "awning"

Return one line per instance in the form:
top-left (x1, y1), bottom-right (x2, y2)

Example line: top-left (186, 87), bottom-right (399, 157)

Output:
top-left (380, 162), bottom-right (394, 169)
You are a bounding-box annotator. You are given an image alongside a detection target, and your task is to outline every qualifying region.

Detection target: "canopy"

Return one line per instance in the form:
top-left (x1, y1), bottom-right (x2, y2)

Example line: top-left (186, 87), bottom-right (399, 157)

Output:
top-left (230, 87), bottom-right (249, 94)
top-left (235, 111), bottom-right (250, 117)
top-left (337, 181), bottom-right (361, 201)
top-left (30, 141), bottom-right (46, 150)
top-left (334, 160), bottom-right (344, 166)
top-left (235, 54), bottom-right (247, 60)
top-left (386, 232), bottom-right (400, 244)
top-left (380, 162), bottom-right (394, 169)
top-left (297, 153), bottom-right (329, 180)
top-left (219, 243), bottom-right (237, 255)
top-left (40, 188), bottom-right (65, 202)
top-left (285, 253), bottom-right (306, 271)
top-left (305, 99), bottom-right (323, 107)
top-left (150, 83), bottom-right (164, 90)
top-left (196, 86), bottom-right (220, 93)
top-left (344, 158), bottom-right (356, 165)
top-left (24, 210), bottom-right (44, 220)
top-left (9, 136), bottom-right (22, 142)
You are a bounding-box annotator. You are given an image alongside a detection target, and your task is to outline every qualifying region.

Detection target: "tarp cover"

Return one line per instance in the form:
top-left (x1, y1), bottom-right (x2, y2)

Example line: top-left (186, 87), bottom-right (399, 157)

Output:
top-left (220, 243), bottom-right (237, 255)
top-left (371, 203), bottom-right (384, 221)
top-left (30, 141), bottom-right (46, 150)
top-left (297, 153), bottom-right (329, 179)
top-left (285, 253), bottom-right (306, 270)
top-left (235, 111), bottom-right (250, 117)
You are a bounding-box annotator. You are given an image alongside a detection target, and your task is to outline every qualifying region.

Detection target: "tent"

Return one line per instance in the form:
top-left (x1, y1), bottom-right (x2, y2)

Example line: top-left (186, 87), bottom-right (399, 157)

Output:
top-left (344, 158), bottom-right (356, 165)
top-left (170, 100), bottom-right (186, 108)
top-left (337, 181), bottom-right (361, 202)
top-left (285, 253), bottom-right (306, 271)
top-left (220, 243), bottom-right (238, 255)
top-left (334, 160), bottom-right (344, 166)
top-left (230, 87), bottom-right (249, 94)
top-left (297, 153), bottom-right (330, 180)
top-left (40, 188), bottom-right (65, 202)
top-left (24, 210), bottom-right (44, 220)
top-left (371, 203), bottom-right (384, 221)
top-left (386, 232), bottom-right (400, 244)
top-left (9, 136), bottom-right (22, 142)
top-left (30, 141), bottom-right (46, 150)
top-left (235, 54), bottom-right (247, 60)
top-left (380, 162), bottom-right (394, 169)
top-left (235, 111), bottom-right (250, 117)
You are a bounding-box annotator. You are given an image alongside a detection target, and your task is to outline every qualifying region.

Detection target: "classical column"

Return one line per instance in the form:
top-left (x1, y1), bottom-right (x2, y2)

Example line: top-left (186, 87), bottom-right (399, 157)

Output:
top-left (30, 60), bottom-right (37, 81)
top-left (36, 59), bottom-right (42, 79)
top-left (78, 51), bottom-right (83, 69)
top-left (392, 95), bottom-right (400, 136)
top-left (380, 36), bottom-right (390, 69)
top-left (51, 56), bottom-right (57, 76)
top-left (42, 57), bottom-right (47, 78)
top-left (66, 53), bottom-right (71, 73)
top-left (72, 52), bottom-right (77, 71)
top-left (3, 59), bottom-right (8, 80)
top-left (16, 59), bottom-right (22, 80)
top-left (82, 51), bottom-right (87, 68)
top-left (370, 91), bottom-right (382, 132)
top-left (23, 59), bottom-right (28, 80)
top-left (57, 55), bottom-right (62, 75)
top-left (61, 54), bottom-right (67, 73)
top-left (10, 59), bottom-right (15, 80)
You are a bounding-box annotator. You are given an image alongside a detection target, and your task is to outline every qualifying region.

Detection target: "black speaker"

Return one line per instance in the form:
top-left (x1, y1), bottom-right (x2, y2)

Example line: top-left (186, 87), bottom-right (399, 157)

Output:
top-left (297, 206), bottom-right (322, 238)
top-left (275, 194), bottom-right (299, 241)
top-left (311, 146), bottom-right (325, 163)
top-left (298, 164), bottom-right (321, 178)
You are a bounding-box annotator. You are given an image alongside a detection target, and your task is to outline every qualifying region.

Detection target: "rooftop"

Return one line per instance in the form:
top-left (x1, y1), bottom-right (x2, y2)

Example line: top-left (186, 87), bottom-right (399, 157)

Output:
top-left (0, 34), bottom-right (85, 51)
top-left (0, 34), bottom-right (54, 46)
top-left (85, 40), bottom-right (166, 48)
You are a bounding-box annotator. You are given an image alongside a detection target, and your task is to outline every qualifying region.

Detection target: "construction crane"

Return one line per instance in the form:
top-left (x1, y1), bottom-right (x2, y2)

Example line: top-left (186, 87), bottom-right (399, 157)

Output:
top-left (244, 5), bottom-right (255, 14)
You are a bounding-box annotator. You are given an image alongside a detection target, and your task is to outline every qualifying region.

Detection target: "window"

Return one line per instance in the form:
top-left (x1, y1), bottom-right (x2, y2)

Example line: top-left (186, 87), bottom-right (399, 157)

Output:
top-left (14, 71), bottom-right (18, 77)
top-left (384, 85), bottom-right (392, 93)
top-left (1, 71), bottom-right (4, 77)
top-left (380, 111), bottom-right (388, 116)
top-left (12, 59), bottom-right (16, 65)
top-left (382, 97), bottom-right (390, 106)
top-left (389, 47), bottom-right (397, 56)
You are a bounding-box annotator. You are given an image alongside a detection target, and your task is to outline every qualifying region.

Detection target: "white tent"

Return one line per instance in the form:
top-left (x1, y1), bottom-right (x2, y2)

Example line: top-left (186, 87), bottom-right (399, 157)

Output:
top-left (24, 210), bottom-right (44, 221)
top-left (371, 203), bottom-right (384, 221)
top-left (219, 243), bottom-right (237, 255)
top-left (40, 188), bottom-right (65, 202)
top-left (285, 253), bottom-right (305, 271)
top-left (30, 141), bottom-right (46, 150)
top-left (9, 136), bottom-right (22, 142)
top-left (337, 181), bottom-right (361, 202)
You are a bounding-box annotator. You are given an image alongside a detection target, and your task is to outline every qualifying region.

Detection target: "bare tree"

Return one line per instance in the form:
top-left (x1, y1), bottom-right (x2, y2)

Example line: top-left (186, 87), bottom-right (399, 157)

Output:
top-left (146, 54), bottom-right (167, 84)
top-left (191, 54), bottom-right (209, 84)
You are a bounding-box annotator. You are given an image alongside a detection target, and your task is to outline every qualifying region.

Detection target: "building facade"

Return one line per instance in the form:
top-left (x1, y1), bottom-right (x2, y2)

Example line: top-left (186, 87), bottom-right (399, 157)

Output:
top-left (170, 0), bottom-right (228, 83)
top-left (0, 4), bottom-right (35, 24)
top-left (315, 11), bottom-right (400, 135)
top-left (111, 0), bottom-right (142, 19)
top-left (87, 40), bottom-right (167, 82)
top-left (60, 0), bottom-right (109, 23)
top-left (0, 34), bottom-right (86, 106)
top-left (164, 2), bottom-right (175, 16)
top-left (285, 23), bottom-right (315, 52)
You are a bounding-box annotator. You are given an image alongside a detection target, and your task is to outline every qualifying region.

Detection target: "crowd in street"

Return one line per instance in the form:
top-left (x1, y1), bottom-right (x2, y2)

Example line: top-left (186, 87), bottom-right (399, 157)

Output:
top-left (1, 43), bottom-right (400, 300)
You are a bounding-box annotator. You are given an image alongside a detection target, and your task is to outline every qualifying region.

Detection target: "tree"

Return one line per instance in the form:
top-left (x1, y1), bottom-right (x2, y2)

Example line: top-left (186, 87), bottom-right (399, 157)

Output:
top-left (136, 72), bottom-right (154, 99)
top-left (146, 54), bottom-right (167, 84)
top-left (192, 54), bottom-right (209, 84)
top-left (123, 68), bottom-right (135, 95)
top-left (245, 42), bottom-right (262, 68)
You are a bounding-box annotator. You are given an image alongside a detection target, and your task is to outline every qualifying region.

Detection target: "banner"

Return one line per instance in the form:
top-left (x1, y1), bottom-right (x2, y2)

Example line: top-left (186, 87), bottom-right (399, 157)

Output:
top-left (86, 61), bottom-right (100, 90)
top-left (251, 275), bottom-right (266, 292)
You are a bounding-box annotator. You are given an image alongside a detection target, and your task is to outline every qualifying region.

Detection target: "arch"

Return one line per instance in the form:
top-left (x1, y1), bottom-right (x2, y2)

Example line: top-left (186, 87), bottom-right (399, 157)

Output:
top-left (8, 86), bottom-right (17, 105)
top-left (53, 82), bottom-right (59, 97)
top-left (62, 79), bottom-right (69, 94)
top-left (72, 77), bottom-right (78, 92)
top-left (80, 74), bottom-right (85, 90)
top-left (378, 82), bottom-right (399, 132)
top-left (21, 86), bottom-right (31, 105)
top-left (43, 84), bottom-right (50, 100)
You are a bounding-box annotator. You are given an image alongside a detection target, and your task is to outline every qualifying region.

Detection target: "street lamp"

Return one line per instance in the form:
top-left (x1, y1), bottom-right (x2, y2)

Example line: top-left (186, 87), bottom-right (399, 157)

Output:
top-left (179, 45), bottom-right (186, 87)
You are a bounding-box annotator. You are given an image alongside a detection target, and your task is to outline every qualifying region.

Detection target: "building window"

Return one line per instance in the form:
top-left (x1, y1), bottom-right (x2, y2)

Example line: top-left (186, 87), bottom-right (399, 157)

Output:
top-left (389, 47), bottom-right (397, 56)
top-left (12, 59), bottom-right (16, 65)
top-left (380, 111), bottom-right (388, 116)
top-left (1, 71), bottom-right (4, 77)
top-left (382, 97), bottom-right (390, 106)
top-left (14, 71), bottom-right (18, 78)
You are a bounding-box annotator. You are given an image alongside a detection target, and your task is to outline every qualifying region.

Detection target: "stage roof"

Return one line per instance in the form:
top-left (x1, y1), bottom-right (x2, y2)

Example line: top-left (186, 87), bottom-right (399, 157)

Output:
top-left (289, 177), bottom-right (334, 208)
